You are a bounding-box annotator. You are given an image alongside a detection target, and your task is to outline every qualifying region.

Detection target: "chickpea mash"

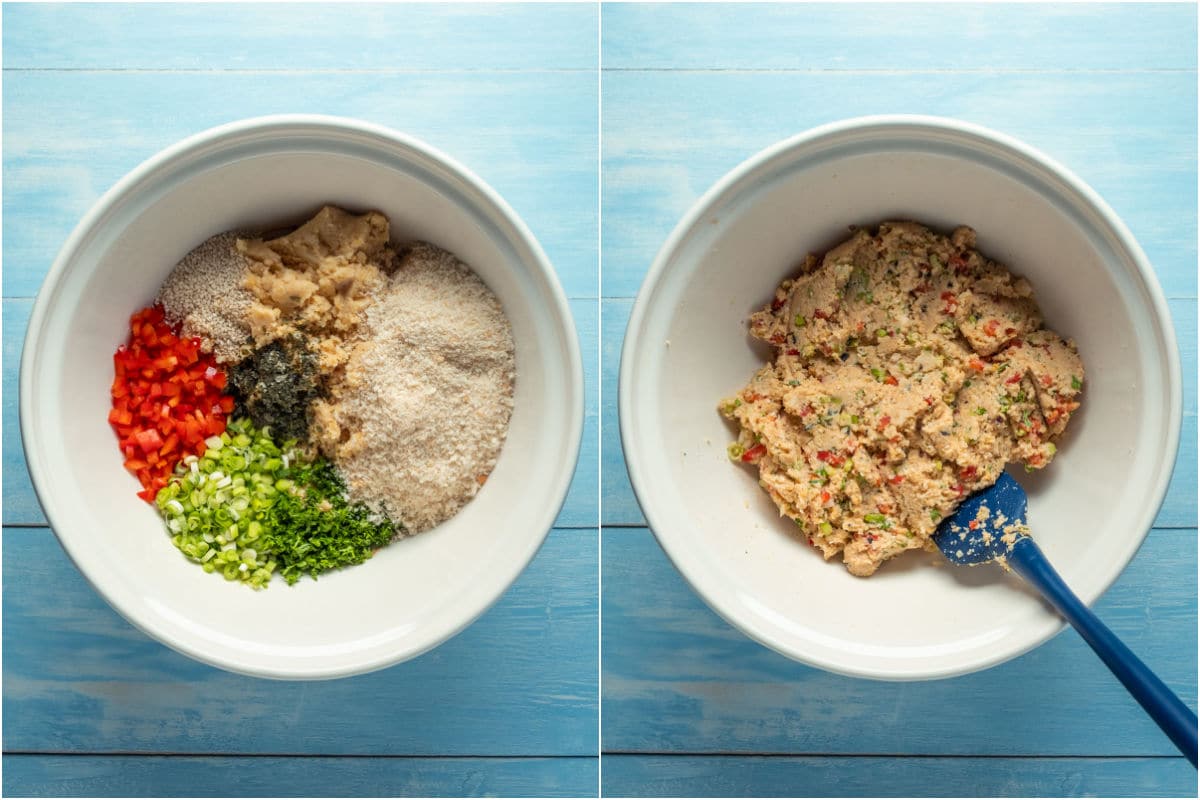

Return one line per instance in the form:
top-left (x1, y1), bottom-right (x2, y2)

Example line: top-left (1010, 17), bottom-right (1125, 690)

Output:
top-left (720, 222), bottom-right (1083, 576)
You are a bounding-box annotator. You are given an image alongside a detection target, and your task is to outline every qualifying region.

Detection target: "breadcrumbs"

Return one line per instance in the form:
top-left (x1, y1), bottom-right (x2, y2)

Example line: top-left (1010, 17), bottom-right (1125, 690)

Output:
top-left (311, 242), bottom-right (515, 533)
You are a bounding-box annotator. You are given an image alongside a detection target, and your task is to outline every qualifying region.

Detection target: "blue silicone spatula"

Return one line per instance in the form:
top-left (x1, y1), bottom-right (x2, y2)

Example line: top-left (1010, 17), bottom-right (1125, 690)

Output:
top-left (933, 472), bottom-right (1198, 767)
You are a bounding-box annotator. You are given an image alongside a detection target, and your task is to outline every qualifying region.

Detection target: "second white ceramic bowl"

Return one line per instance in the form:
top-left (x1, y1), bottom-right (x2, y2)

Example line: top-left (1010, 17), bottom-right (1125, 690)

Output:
top-left (22, 115), bottom-right (583, 679)
top-left (620, 115), bottom-right (1180, 680)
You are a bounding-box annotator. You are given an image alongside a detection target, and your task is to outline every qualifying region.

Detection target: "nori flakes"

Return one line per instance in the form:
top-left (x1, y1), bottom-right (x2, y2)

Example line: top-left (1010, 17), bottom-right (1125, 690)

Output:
top-left (228, 334), bottom-right (322, 441)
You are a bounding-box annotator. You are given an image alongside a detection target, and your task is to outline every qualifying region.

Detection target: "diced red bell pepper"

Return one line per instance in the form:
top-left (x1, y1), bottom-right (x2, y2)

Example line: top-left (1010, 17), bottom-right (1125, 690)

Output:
top-left (134, 428), bottom-right (163, 453)
top-left (109, 304), bottom-right (233, 501)
top-left (741, 443), bottom-right (767, 463)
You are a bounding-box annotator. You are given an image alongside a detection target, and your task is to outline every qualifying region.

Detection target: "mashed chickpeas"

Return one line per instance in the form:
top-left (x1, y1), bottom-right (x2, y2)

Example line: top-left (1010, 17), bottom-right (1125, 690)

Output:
top-left (238, 205), bottom-right (395, 373)
top-left (720, 222), bottom-right (1084, 576)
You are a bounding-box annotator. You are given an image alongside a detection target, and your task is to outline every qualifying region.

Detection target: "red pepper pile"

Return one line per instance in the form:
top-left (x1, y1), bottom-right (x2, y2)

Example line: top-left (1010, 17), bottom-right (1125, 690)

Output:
top-left (108, 305), bottom-right (234, 501)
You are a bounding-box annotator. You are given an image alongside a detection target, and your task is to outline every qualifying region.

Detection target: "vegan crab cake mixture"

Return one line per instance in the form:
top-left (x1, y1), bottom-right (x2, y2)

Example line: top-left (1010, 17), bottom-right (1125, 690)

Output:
top-left (720, 221), bottom-right (1083, 577)
top-left (109, 205), bottom-right (515, 588)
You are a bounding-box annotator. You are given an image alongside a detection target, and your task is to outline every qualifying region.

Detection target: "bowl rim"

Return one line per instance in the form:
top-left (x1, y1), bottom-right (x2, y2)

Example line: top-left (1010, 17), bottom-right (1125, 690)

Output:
top-left (20, 113), bottom-right (585, 680)
top-left (618, 113), bottom-right (1183, 681)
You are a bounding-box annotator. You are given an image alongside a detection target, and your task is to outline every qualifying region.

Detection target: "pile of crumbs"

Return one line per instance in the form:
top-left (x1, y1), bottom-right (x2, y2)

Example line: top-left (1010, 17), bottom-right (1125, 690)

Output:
top-left (156, 230), bottom-right (255, 363)
top-left (943, 500), bottom-right (1031, 566)
top-left (311, 243), bottom-right (516, 533)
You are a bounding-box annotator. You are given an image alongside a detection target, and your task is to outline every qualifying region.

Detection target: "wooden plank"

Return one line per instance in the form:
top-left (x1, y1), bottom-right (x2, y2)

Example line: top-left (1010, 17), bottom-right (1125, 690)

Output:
top-left (602, 2), bottom-right (1197, 71)
top-left (562, 298), bottom-right (600, 529)
top-left (2, 297), bottom-right (599, 529)
top-left (599, 297), bottom-right (635, 524)
top-left (2, 2), bottom-right (598, 71)
top-left (2, 526), bottom-right (598, 756)
top-left (2, 70), bottom-right (598, 299)
top-left (2, 299), bottom-right (43, 524)
top-left (599, 298), bottom-right (1199, 529)
top-left (601, 71), bottom-right (1196, 299)
top-left (600, 526), bottom-right (1197, 757)
top-left (600, 754), bottom-right (1198, 799)
top-left (2, 754), bottom-right (597, 798)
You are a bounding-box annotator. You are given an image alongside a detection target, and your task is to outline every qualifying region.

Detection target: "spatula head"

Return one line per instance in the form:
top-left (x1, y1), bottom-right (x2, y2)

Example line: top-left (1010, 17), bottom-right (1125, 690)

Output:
top-left (933, 472), bottom-right (1030, 566)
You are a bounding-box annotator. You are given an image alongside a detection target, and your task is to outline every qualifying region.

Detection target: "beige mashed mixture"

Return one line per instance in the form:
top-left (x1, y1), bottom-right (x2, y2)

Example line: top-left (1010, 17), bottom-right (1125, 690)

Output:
top-left (720, 222), bottom-right (1083, 576)
top-left (238, 205), bottom-right (395, 373)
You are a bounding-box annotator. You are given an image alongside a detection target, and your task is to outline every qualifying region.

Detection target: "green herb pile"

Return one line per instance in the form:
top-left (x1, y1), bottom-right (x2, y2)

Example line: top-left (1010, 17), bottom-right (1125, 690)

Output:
top-left (155, 418), bottom-right (399, 589)
top-left (261, 459), bottom-right (398, 585)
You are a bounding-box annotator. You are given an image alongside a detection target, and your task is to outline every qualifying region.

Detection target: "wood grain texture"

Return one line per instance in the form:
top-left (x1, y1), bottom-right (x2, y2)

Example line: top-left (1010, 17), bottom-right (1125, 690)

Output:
top-left (3, 297), bottom-right (599, 529)
top-left (2, 299), bottom-right (40, 523)
top-left (2, 3), bottom-right (599, 71)
top-left (598, 4), bottom-right (1198, 793)
top-left (601, 755), bottom-right (1198, 798)
top-left (2, 4), bottom-right (600, 796)
top-left (2, 71), bottom-right (598, 299)
top-left (3, 526), bottom-right (597, 756)
top-left (600, 70), bottom-right (1197, 299)
top-left (601, 526), bottom-right (1197, 758)
top-left (599, 297), bottom-right (633, 526)
top-left (600, 298), bottom-right (1199, 529)
top-left (2, 754), bottom-right (598, 798)
top-left (602, 3), bottom-right (1197, 72)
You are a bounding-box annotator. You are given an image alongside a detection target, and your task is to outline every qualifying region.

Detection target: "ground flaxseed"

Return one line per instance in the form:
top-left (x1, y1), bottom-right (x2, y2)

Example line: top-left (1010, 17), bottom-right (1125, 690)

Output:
top-left (156, 231), bottom-right (255, 364)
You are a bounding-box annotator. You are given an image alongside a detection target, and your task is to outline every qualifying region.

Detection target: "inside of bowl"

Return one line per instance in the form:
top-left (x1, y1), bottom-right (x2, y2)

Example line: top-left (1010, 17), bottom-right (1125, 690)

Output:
top-left (26, 127), bottom-right (580, 677)
top-left (625, 131), bottom-right (1176, 678)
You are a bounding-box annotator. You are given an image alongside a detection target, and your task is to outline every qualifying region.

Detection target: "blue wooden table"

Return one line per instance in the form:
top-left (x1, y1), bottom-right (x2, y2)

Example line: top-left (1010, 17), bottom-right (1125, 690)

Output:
top-left (2, 4), bottom-right (598, 797)
top-left (600, 3), bottom-right (1198, 797)
top-left (5, 2), bottom-right (1198, 799)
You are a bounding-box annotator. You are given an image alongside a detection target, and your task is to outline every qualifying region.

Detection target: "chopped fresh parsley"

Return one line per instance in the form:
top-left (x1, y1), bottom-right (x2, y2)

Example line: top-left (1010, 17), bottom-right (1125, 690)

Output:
top-left (260, 459), bottom-right (400, 585)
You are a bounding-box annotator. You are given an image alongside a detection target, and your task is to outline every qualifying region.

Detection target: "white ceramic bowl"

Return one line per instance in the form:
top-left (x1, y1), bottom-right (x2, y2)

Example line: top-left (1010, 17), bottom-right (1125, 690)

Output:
top-left (21, 115), bottom-right (583, 679)
top-left (620, 115), bottom-right (1180, 680)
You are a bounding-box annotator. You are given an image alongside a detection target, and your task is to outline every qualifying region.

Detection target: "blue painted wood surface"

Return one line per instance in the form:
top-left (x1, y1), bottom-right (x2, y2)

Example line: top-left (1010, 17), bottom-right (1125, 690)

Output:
top-left (2, 3), bottom-right (598, 798)
top-left (3, 3), bottom-right (598, 71)
top-left (599, 2), bottom-right (1198, 797)
top-left (601, 755), bottom-right (1199, 799)
top-left (601, 3), bottom-right (1195, 71)
top-left (5, 1), bottom-right (1200, 797)
top-left (3, 755), bottom-right (599, 799)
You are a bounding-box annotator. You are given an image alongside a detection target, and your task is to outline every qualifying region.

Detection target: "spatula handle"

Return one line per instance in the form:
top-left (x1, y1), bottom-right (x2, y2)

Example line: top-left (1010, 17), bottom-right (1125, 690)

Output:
top-left (1008, 536), bottom-right (1198, 767)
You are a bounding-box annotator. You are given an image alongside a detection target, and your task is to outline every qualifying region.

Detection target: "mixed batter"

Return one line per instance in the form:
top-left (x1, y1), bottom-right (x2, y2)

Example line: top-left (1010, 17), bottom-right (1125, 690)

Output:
top-left (721, 222), bottom-right (1083, 576)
